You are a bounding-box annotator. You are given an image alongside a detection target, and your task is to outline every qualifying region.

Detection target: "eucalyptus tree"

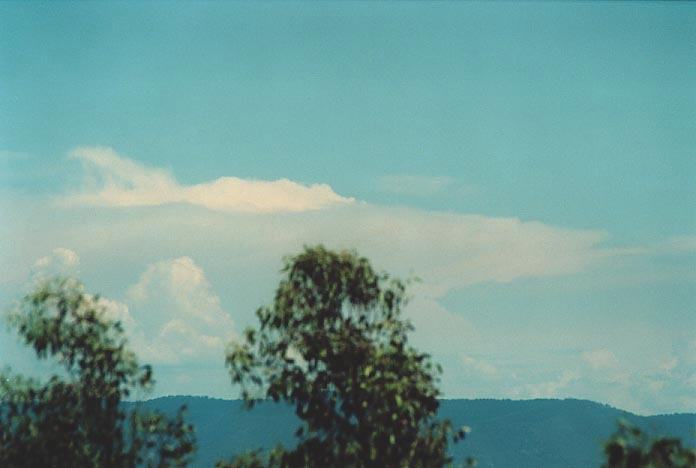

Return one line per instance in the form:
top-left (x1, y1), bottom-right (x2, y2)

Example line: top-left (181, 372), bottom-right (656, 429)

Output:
top-left (222, 246), bottom-right (468, 467)
top-left (0, 277), bottom-right (196, 467)
top-left (603, 420), bottom-right (696, 468)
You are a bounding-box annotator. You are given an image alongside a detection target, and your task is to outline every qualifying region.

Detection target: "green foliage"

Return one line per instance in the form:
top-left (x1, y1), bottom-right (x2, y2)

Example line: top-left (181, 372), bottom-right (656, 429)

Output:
top-left (603, 420), bottom-right (696, 468)
top-left (216, 449), bottom-right (271, 468)
top-left (0, 277), bottom-right (196, 467)
top-left (223, 246), bottom-right (468, 467)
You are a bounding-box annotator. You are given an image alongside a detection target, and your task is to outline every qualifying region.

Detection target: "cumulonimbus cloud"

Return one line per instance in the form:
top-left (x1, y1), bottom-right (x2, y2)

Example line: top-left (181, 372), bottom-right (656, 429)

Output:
top-left (62, 147), bottom-right (354, 213)
top-left (125, 256), bottom-right (238, 365)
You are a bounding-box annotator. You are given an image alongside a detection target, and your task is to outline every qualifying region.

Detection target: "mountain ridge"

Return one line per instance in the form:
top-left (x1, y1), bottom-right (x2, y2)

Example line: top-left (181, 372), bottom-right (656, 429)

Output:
top-left (128, 396), bottom-right (695, 467)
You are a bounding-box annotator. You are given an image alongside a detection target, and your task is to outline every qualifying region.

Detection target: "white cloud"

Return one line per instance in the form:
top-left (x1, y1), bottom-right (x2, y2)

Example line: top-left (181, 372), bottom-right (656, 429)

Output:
top-left (32, 201), bottom-right (611, 300)
top-left (329, 207), bottom-right (610, 297)
top-left (658, 356), bottom-right (679, 373)
top-left (657, 235), bottom-right (696, 254)
top-left (510, 370), bottom-right (581, 399)
top-left (403, 294), bottom-right (479, 354)
top-left (614, 235), bottom-right (696, 259)
top-left (63, 147), bottom-right (353, 213)
top-left (582, 349), bottom-right (619, 370)
top-left (377, 174), bottom-right (456, 196)
top-left (33, 257), bottom-right (51, 268)
top-left (686, 373), bottom-right (696, 389)
top-left (14, 158), bottom-right (617, 393)
top-left (25, 251), bottom-right (236, 367)
top-left (90, 295), bottom-right (136, 331)
top-left (461, 355), bottom-right (498, 377)
top-left (125, 257), bottom-right (237, 365)
top-left (22, 185), bottom-right (616, 373)
top-left (53, 247), bottom-right (79, 267)
top-left (50, 148), bottom-right (612, 296)
top-left (33, 247), bottom-right (79, 270)
top-left (31, 247), bottom-right (80, 281)
top-left (560, 348), bottom-right (696, 414)
top-left (13, 150), bottom-right (673, 406)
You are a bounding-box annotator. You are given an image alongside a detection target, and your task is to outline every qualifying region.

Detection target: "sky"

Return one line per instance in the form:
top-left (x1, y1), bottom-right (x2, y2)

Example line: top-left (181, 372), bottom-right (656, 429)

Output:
top-left (1, 1), bottom-right (694, 415)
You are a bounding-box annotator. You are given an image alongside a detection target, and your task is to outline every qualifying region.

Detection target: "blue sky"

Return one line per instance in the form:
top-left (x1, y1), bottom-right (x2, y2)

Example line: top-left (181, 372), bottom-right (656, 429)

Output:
top-left (1, 2), bottom-right (694, 415)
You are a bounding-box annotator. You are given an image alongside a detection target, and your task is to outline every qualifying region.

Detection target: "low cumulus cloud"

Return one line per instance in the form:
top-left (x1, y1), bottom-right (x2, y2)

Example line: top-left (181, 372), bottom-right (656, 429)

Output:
top-left (125, 257), bottom-right (237, 365)
top-left (31, 247), bottom-right (80, 282)
top-left (461, 355), bottom-right (499, 377)
top-left (26, 250), bottom-right (237, 367)
top-left (93, 295), bottom-right (136, 331)
top-left (33, 247), bottom-right (79, 270)
top-left (62, 147), bottom-right (353, 213)
top-left (582, 349), bottom-right (619, 370)
top-left (571, 346), bottom-right (696, 414)
top-left (510, 370), bottom-right (581, 399)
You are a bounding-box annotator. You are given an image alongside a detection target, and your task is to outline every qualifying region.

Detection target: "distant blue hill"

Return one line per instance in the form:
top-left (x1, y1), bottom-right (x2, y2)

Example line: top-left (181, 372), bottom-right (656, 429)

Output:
top-left (130, 396), bottom-right (695, 468)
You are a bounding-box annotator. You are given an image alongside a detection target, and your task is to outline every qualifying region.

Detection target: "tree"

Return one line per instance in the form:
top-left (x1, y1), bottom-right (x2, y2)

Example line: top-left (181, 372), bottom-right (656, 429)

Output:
top-left (603, 420), bottom-right (696, 468)
top-left (0, 277), bottom-right (196, 467)
top-left (222, 246), bottom-right (468, 467)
